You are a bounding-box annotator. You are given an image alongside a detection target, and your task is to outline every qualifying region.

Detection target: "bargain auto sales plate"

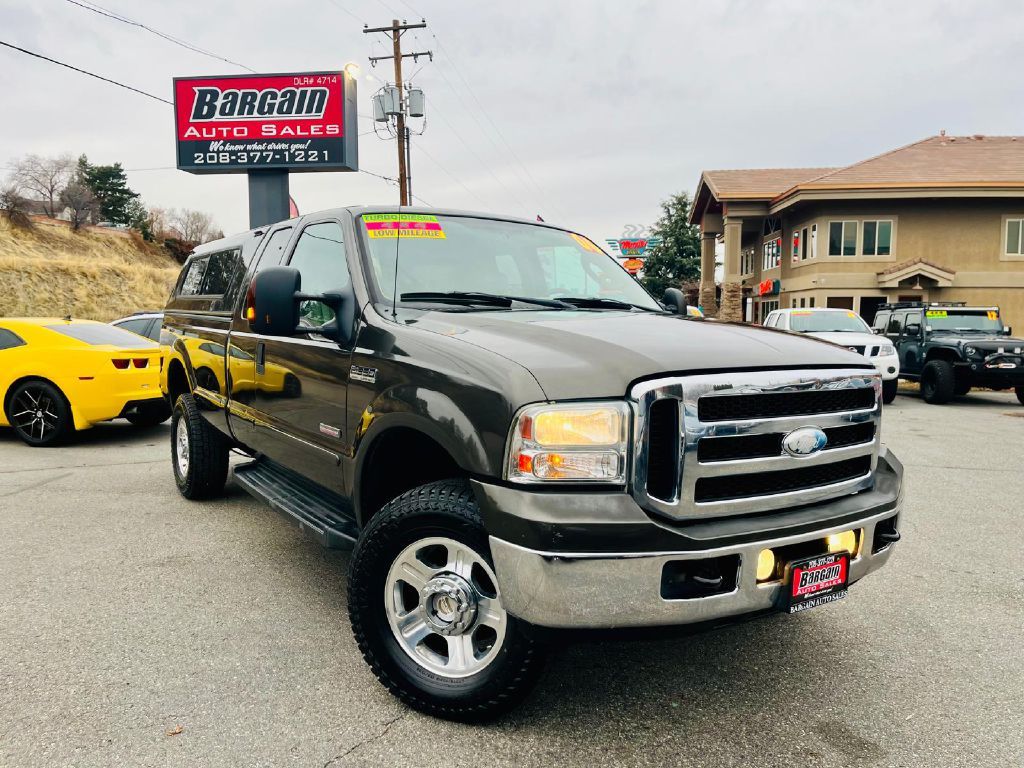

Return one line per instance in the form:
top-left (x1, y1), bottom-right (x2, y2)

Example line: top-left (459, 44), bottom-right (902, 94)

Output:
top-left (786, 552), bottom-right (850, 614)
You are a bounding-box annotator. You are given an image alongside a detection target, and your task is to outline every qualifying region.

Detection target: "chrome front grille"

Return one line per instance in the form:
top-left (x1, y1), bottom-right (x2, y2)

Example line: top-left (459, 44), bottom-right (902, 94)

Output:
top-left (631, 368), bottom-right (882, 521)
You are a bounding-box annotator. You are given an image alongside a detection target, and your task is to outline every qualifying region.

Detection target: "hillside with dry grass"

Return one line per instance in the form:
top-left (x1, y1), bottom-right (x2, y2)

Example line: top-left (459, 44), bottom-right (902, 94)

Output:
top-left (0, 217), bottom-right (180, 321)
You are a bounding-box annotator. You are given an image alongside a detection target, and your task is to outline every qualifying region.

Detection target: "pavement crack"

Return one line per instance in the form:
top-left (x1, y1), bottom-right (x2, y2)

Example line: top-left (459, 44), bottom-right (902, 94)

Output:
top-left (323, 711), bottom-right (406, 768)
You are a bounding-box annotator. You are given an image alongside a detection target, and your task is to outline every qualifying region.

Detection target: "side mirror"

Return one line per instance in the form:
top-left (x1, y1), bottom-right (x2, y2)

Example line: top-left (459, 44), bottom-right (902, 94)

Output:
top-left (246, 266), bottom-right (348, 343)
top-left (661, 288), bottom-right (689, 316)
top-left (1003, 326), bottom-right (1012, 335)
top-left (904, 323), bottom-right (922, 337)
top-left (247, 267), bottom-right (301, 336)
top-left (872, 327), bottom-right (883, 334)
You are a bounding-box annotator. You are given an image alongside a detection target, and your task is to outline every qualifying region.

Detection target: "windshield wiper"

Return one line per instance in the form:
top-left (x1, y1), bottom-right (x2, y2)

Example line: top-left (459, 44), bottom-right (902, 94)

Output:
top-left (400, 291), bottom-right (573, 309)
top-left (554, 296), bottom-right (654, 311)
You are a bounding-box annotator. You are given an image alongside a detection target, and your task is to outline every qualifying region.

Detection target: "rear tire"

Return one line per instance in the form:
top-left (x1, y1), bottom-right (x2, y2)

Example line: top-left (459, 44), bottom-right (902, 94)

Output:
top-left (921, 360), bottom-right (955, 404)
top-left (6, 379), bottom-right (73, 447)
top-left (171, 393), bottom-right (229, 499)
top-left (125, 399), bottom-right (171, 428)
top-left (348, 479), bottom-right (545, 721)
top-left (881, 378), bottom-right (898, 404)
top-left (1016, 386), bottom-right (1024, 406)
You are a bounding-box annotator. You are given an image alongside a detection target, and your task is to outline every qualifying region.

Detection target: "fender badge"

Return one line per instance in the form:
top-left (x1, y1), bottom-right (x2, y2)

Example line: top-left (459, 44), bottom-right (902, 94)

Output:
top-left (319, 423), bottom-right (342, 438)
top-left (350, 364), bottom-right (378, 384)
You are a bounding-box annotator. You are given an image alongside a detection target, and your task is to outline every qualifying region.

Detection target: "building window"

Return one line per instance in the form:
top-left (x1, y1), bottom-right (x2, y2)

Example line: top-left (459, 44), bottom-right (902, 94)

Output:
top-left (810, 224), bottom-right (817, 259)
top-left (791, 231), bottom-right (800, 265)
top-left (759, 299), bottom-right (779, 324)
top-left (762, 236), bottom-right (781, 270)
top-left (741, 247), bottom-right (756, 275)
top-left (1006, 218), bottom-right (1023, 255)
top-left (828, 221), bottom-right (858, 256)
top-left (809, 297), bottom-right (815, 308)
top-left (862, 220), bottom-right (893, 255)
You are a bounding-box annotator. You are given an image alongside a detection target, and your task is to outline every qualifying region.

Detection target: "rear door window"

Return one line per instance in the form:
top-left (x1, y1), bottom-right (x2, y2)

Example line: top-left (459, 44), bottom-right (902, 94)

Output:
top-left (873, 311), bottom-right (890, 332)
top-left (179, 258), bottom-right (208, 296)
top-left (0, 328), bottom-right (26, 350)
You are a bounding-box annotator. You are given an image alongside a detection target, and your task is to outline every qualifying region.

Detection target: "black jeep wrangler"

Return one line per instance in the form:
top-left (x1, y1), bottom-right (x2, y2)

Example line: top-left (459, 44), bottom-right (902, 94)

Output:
top-left (872, 302), bottom-right (1024, 405)
top-left (161, 207), bottom-right (903, 720)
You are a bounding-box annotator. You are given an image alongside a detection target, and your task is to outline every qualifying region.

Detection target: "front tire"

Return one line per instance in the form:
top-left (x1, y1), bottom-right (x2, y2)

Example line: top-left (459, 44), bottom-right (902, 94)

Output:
top-left (171, 394), bottom-right (229, 499)
top-left (921, 360), bottom-right (955, 404)
top-left (348, 480), bottom-right (545, 721)
top-left (6, 380), bottom-right (73, 447)
top-left (881, 378), bottom-right (898, 404)
top-left (954, 380), bottom-right (972, 397)
top-left (1016, 386), bottom-right (1024, 405)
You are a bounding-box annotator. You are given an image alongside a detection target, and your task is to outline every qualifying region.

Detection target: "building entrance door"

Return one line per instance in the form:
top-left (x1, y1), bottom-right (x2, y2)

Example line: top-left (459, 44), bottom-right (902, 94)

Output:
top-left (859, 296), bottom-right (886, 324)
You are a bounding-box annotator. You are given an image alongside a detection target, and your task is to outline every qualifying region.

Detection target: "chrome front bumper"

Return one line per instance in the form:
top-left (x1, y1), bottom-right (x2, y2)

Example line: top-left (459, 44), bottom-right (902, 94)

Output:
top-left (489, 506), bottom-right (901, 629)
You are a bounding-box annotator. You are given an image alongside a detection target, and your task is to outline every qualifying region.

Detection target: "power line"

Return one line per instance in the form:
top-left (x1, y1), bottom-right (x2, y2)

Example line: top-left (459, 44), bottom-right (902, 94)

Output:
top-left (0, 40), bottom-right (172, 105)
top-left (64, 0), bottom-right (256, 73)
top-left (430, 32), bottom-right (567, 221)
top-left (324, 0), bottom-right (367, 27)
top-left (427, 99), bottom-right (532, 212)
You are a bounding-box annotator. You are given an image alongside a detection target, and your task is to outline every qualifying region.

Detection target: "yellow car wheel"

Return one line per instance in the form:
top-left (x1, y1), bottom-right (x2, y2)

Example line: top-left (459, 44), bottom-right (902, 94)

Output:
top-left (7, 379), bottom-right (73, 447)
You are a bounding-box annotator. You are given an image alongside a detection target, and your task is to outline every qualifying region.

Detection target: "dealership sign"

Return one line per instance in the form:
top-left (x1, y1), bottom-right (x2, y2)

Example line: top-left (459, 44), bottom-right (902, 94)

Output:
top-left (173, 71), bottom-right (358, 174)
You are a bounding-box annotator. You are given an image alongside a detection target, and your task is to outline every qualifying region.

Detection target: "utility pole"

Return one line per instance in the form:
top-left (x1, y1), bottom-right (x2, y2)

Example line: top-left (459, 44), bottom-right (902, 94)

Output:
top-left (364, 19), bottom-right (430, 205)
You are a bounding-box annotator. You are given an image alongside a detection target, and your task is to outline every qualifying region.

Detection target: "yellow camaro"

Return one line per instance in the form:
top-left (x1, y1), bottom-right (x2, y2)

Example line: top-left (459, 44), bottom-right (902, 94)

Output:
top-left (0, 318), bottom-right (170, 447)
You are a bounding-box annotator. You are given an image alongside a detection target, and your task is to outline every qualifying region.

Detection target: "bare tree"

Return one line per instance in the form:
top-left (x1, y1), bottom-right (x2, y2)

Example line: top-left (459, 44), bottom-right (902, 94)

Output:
top-left (10, 153), bottom-right (75, 217)
top-left (170, 208), bottom-right (216, 243)
top-left (146, 206), bottom-right (172, 241)
top-left (0, 185), bottom-right (33, 228)
top-left (59, 181), bottom-right (99, 231)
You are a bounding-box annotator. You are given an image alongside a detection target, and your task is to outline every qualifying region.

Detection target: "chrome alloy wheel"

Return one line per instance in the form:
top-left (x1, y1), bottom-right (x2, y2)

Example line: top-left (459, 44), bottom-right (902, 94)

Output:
top-left (175, 416), bottom-right (190, 477)
top-left (10, 386), bottom-right (60, 442)
top-left (385, 536), bottom-right (508, 679)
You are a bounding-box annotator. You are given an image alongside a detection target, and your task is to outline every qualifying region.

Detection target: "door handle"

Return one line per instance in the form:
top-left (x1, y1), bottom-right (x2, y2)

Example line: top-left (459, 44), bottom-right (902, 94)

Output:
top-left (256, 341), bottom-right (266, 375)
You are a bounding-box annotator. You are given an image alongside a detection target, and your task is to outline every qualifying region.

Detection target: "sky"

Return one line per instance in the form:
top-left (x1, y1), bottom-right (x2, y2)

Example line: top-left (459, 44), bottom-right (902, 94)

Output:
top-left (1, 0), bottom-right (1023, 242)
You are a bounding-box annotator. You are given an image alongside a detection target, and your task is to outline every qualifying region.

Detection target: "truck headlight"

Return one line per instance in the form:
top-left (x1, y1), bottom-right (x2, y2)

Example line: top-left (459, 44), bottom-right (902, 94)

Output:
top-left (964, 345), bottom-right (978, 357)
top-left (506, 402), bottom-right (630, 483)
top-left (874, 343), bottom-right (896, 357)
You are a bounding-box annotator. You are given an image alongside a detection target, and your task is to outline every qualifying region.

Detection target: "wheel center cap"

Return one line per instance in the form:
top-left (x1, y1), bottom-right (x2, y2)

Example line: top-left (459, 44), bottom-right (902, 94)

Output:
top-left (36, 411), bottom-right (43, 418)
top-left (421, 573), bottom-right (477, 636)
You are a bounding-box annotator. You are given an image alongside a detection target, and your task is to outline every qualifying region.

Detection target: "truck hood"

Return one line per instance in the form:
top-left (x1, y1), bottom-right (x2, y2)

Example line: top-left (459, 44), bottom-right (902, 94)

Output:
top-left (412, 310), bottom-right (873, 400)
top-left (931, 333), bottom-right (1024, 351)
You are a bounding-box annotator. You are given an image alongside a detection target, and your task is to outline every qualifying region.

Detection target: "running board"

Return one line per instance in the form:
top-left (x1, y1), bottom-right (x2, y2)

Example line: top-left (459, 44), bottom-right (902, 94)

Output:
top-left (232, 459), bottom-right (358, 549)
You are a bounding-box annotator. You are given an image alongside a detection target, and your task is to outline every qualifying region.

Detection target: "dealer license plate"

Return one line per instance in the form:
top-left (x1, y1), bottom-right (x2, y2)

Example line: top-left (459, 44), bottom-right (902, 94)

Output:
top-left (786, 552), bottom-right (850, 614)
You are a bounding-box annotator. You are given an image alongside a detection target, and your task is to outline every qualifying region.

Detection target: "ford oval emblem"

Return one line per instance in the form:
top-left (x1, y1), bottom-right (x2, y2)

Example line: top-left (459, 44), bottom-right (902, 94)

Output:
top-left (782, 427), bottom-right (828, 457)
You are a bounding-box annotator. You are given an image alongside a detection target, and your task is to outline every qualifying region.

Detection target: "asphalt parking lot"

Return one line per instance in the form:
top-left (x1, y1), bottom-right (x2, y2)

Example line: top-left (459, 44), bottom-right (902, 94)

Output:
top-left (1, 387), bottom-right (1022, 768)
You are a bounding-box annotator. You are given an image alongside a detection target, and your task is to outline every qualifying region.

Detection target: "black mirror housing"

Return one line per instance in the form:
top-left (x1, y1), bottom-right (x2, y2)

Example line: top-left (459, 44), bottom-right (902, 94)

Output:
top-left (904, 323), bottom-right (921, 337)
top-left (248, 267), bottom-right (302, 336)
top-left (662, 288), bottom-right (689, 316)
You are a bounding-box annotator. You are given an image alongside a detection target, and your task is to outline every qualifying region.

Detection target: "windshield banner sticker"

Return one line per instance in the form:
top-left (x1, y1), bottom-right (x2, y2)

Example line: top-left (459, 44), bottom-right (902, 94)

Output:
top-left (364, 214), bottom-right (446, 239)
top-left (926, 310), bottom-right (947, 318)
top-left (988, 310), bottom-right (999, 320)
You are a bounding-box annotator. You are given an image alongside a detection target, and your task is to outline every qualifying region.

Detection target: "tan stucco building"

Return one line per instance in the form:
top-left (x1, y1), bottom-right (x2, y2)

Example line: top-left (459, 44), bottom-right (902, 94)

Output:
top-left (690, 135), bottom-right (1024, 329)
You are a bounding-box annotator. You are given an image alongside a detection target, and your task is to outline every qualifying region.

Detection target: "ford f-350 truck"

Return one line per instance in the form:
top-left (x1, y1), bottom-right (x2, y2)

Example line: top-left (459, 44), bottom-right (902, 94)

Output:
top-left (161, 207), bottom-right (903, 720)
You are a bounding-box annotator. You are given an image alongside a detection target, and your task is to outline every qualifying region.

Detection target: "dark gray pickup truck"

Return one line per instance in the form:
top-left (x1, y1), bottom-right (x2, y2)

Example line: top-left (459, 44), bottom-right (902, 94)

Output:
top-left (161, 207), bottom-right (903, 720)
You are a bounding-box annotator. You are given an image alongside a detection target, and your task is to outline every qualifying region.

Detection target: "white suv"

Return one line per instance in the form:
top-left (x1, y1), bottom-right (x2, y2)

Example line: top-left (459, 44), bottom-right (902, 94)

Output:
top-left (764, 308), bottom-right (900, 403)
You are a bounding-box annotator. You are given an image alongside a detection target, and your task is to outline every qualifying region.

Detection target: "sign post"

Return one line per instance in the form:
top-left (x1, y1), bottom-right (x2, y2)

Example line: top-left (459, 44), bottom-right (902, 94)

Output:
top-left (173, 71), bottom-right (359, 228)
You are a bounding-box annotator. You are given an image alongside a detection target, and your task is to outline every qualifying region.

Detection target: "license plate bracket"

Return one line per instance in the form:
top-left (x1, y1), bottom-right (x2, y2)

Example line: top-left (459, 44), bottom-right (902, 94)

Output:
top-left (785, 552), bottom-right (850, 614)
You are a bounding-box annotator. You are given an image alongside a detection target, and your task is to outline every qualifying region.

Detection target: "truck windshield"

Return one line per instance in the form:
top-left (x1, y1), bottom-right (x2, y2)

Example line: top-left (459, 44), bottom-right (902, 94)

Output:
top-left (789, 311), bottom-right (870, 333)
top-left (925, 309), bottom-right (1003, 332)
top-left (359, 213), bottom-right (662, 311)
